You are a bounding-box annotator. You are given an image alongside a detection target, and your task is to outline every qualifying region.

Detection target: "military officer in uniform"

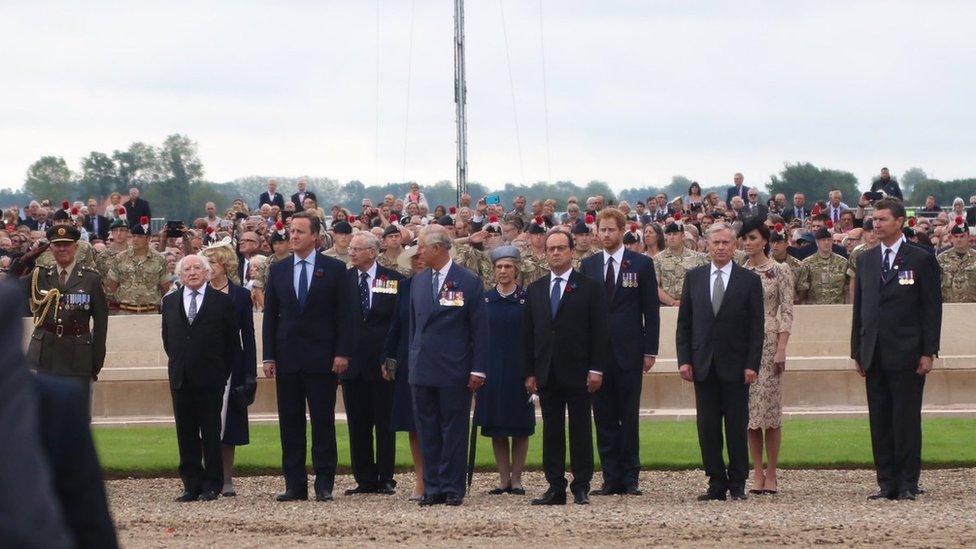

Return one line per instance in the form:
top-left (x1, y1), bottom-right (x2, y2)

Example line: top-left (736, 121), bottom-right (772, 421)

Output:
top-left (454, 222), bottom-right (503, 289)
top-left (324, 221), bottom-right (354, 267)
top-left (519, 220), bottom-right (550, 286)
top-left (937, 218), bottom-right (976, 303)
top-left (571, 220), bottom-right (598, 270)
top-left (35, 209), bottom-right (97, 271)
top-left (653, 222), bottom-right (708, 307)
top-left (26, 225), bottom-right (108, 413)
top-left (798, 227), bottom-right (849, 304)
top-left (105, 224), bottom-right (171, 314)
top-left (96, 218), bottom-right (131, 311)
top-left (770, 229), bottom-right (804, 303)
top-left (847, 219), bottom-right (879, 302)
top-left (377, 224), bottom-right (410, 276)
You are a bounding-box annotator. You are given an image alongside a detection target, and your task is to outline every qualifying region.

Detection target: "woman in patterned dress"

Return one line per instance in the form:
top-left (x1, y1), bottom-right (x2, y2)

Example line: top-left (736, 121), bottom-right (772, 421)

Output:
top-left (739, 219), bottom-right (793, 495)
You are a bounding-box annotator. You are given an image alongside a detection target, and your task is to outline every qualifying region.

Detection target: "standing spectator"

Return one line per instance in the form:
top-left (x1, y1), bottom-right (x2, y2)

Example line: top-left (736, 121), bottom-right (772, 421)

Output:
top-left (870, 167), bottom-right (904, 201)
top-left (404, 182), bottom-right (428, 209)
top-left (851, 198), bottom-right (941, 500)
top-left (341, 232), bottom-right (404, 495)
top-left (937, 220), bottom-right (976, 303)
top-left (105, 224), bottom-right (171, 313)
top-left (523, 230), bottom-right (609, 506)
top-left (259, 179), bottom-right (286, 210)
top-left (920, 195), bottom-right (941, 214)
top-left (263, 212), bottom-right (350, 502)
top-left (725, 172), bottom-right (749, 205)
top-left (509, 195), bottom-right (530, 225)
top-left (739, 219), bottom-right (793, 495)
top-left (199, 244), bottom-right (257, 497)
top-left (161, 254), bottom-right (239, 502)
top-left (474, 246), bottom-right (535, 496)
top-left (236, 231), bottom-right (262, 286)
top-left (686, 182), bottom-right (705, 212)
top-left (383, 247), bottom-right (428, 501)
top-left (676, 222), bottom-right (763, 501)
top-left (740, 188), bottom-right (768, 222)
top-left (85, 204), bottom-right (110, 241)
top-left (826, 190), bottom-right (850, 225)
top-left (409, 226), bottom-right (488, 506)
top-left (798, 228), bottom-right (849, 304)
top-left (123, 187), bottom-right (152, 221)
top-left (291, 178), bottom-right (317, 211)
top-left (582, 208), bottom-right (659, 496)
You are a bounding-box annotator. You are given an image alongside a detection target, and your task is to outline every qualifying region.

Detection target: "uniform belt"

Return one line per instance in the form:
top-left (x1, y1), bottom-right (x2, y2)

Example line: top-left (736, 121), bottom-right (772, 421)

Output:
top-left (41, 323), bottom-right (89, 337)
top-left (119, 303), bottom-right (158, 312)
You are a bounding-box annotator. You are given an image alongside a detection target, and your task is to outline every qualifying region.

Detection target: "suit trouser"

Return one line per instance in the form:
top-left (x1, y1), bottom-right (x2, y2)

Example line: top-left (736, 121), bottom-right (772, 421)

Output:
top-left (866, 366), bottom-right (925, 493)
top-left (411, 384), bottom-right (471, 499)
top-left (592, 358), bottom-right (643, 489)
top-left (276, 372), bottom-right (338, 493)
top-left (171, 386), bottom-right (224, 493)
top-left (693, 369), bottom-right (749, 492)
top-left (539, 380), bottom-right (594, 493)
top-left (341, 378), bottom-right (397, 487)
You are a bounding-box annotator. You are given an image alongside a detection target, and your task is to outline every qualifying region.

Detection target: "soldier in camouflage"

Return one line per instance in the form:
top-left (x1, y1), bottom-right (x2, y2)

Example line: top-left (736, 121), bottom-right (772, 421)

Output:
top-left (95, 218), bottom-right (131, 310)
top-left (323, 220), bottom-right (354, 267)
top-left (252, 227), bottom-right (292, 310)
top-left (376, 224), bottom-right (411, 276)
top-left (571, 220), bottom-right (598, 270)
top-left (798, 227), bottom-right (849, 304)
top-left (654, 222), bottom-right (708, 306)
top-left (35, 209), bottom-right (97, 270)
top-left (105, 224), bottom-right (171, 313)
top-left (519, 221), bottom-right (550, 286)
top-left (846, 219), bottom-right (879, 302)
top-left (937, 219), bottom-right (976, 303)
top-left (770, 230), bottom-right (804, 303)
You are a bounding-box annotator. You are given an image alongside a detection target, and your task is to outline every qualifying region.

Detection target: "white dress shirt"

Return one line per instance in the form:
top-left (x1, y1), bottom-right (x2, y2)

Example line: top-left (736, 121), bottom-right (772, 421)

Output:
top-left (293, 251), bottom-right (315, 299)
top-left (709, 261), bottom-right (733, 302)
top-left (880, 237), bottom-right (904, 271)
top-left (357, 262), bottom-right (378, 309)
top-left (182, 284), bottom-right (207, 319)
top-left (603, 246), bottom-right (624, 282)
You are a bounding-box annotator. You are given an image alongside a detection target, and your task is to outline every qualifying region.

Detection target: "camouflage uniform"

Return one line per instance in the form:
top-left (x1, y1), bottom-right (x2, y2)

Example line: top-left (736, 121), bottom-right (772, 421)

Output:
top-left (377, 250), bottom-right (411, 277)
top-left (94, 247), bottom-right (124, 303)
top-left (774, 253), bottom-right (805, 299)
top-left (36, 239), bottom-right (97, 270)
top-left (107, 247), bottom-right (170, 312)
top-left (454, 242), bottom-right (495, 289)
top-left (572, 247), bottom-right (598, 271)
top-left (846, 242), bottom-right (878, 279)
top-left (798, 252), bottom-right (848, 304)
top-left (253, 253), bottom-right (289, 290)
top-left (937, 247), bottom-right (976, 303)
top-left (653, 247), bottom-right (708, 301)
top-left (323, 247), bottom-right (352, 268)
top-left (520, 251), bottom-right (550, 287)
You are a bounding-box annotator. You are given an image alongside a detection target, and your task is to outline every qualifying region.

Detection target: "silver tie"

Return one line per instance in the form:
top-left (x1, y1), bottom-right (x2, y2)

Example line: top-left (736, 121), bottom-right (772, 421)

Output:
top-left (712, 271), bottom-right (725, 316)
top-left (188, 290), bottom-right (199, 323)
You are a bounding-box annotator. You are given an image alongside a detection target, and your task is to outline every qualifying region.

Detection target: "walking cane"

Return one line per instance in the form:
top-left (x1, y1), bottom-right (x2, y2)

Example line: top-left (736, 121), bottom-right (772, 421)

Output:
top-left (467, 394), bottom-right (477, 487)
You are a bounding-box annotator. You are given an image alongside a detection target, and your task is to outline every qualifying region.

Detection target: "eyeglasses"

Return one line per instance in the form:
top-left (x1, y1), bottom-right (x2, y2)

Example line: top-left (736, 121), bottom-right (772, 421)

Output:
top-left (546, 245), bottom-right (570, 252)
top-left (240, 239), bottom-right (259, 244)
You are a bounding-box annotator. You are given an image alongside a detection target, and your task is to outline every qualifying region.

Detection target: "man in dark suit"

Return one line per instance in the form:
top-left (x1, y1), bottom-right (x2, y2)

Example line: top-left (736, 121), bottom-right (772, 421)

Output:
top-left (725, 172), bottom-right (749, 206)
top-left (259, 178), bottom-right (286, 210)
top-left (341, 232), bottom-right (404, 495)
top-left (84, 212), bottom-right (110, 241)
top-left (34, 372), bottom-right (119, 548)
top-left (581, 208), bottom-right (659, 496)
top-left (524, 230), bottom-right (610, 505)
top-left (161, 254), bottom-right (240, 502)
top-left (0, 282), bottom-right (76, 549)
top-left (740, 188), bottom-right (768, 223)
top-left (291, 178), bottom-right (317, 211)
top-left (676, 221), bottom-right (764, 501)
top-left (263, 211), bottom-right (351, 502)
top-left (123, 187), bottom-right (152, 221)
top-left (870, 167), bottom-right (904, 201)
top-left (851, 199), bottom-right (942, 501)
top-left (782, 192), bottom-right (810, 225)
top-left (409, 225), bottom-right (489, 506)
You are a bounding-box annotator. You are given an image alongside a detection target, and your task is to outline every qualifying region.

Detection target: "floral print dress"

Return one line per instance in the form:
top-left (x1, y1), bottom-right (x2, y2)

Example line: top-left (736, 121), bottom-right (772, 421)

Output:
top-left (743, 259), bottom-right (794, 429)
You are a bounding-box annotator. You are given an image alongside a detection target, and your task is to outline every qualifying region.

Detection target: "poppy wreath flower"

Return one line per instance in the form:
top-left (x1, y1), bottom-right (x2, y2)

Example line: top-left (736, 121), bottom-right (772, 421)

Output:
top-left (390, 214), bottom-right (399, 223)
top-left (70, 206), bottom-right (79, 215)
top-left (444, 280), bottom-right (456, 291)
top-left (585, 214), bottom-right (595, 224)
top-left (564, 282), bottom-right (578, 294)
top-left (774, 223), bottom-right (784, 233)
top-left (314, 268), bottom-right (325, 278)
top-left (621, 259), bottom-right (631, 270)
top-left (378, 274), bottom-right (388, 282)
top-left (956, 215), bottom-right (965, 226)
top-left (117, 207), bottom-right (126, 216)
top-left (449, 207), bottom-right (457, 214)
top-left (826, 220), bottom-right (834, 229)
top-left (674, 212), bottom-right (682, 221)
top-left (205, 226), bottom-right (214, 234)
top-left (61, 200), bottom-right (70, 210)
top-left (908, 217), bottom-right (917, 227)
top-left (489, 215), bottom-right (499, 223)
top-left (140, 215), bottom-right (150, 225)
top-left (275, 220), bottom-right (285, 231)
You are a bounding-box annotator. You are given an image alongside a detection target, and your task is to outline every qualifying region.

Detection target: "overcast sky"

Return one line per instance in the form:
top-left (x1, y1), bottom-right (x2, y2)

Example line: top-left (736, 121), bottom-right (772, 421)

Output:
top-left (2, 1), bottom-right (974, 193)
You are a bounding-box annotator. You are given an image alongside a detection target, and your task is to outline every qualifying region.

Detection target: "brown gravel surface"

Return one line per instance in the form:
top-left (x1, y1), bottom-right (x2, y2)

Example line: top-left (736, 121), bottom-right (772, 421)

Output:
top-left (109, 469), bottom-right (976, 548)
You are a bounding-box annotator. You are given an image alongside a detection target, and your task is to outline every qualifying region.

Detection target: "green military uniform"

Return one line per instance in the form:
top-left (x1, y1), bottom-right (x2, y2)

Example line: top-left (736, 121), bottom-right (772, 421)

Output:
top-left (798, 252), bottom-right (849, 304)
top-left (25, 226), bottom-right (109, 413)
top-left (654, 247), bottom-right (708, 301)
top-left (377, 250), bottom-right (411, 277)
top-left (572, 247), bottom-right (598, 271)
top-left (774, 253), bottom-right (805, 299)
top-left (254, 253), bottom-right (289, 289)
top-left (107, 247), bottom-right (169, 312)
top-left (520, 251), bottom-right (549, 287)
top-left (846, 242), bottom-right (878, 279)
top-left (454, 242), bottom-right (496, 289)
top-left (36, 238), bottom-right (97, 270)
top-left (937, 247), bottom-right (976, 303)
top-left (323, 247), bottom-right (352, 268)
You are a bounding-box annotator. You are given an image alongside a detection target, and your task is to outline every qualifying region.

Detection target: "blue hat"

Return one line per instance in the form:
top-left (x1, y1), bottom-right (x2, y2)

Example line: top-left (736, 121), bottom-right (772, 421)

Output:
top-left (489, 245), bottom-right (521, 264)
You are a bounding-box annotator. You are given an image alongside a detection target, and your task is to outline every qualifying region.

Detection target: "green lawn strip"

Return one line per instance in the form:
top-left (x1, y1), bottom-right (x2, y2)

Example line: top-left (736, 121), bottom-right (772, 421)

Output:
top-left (93, 418), bottom-right (976, 478)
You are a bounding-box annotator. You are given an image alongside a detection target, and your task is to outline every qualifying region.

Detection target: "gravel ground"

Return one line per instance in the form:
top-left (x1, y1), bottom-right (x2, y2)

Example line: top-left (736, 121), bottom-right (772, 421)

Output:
top-left (109, 469), bottom-right (976, 548)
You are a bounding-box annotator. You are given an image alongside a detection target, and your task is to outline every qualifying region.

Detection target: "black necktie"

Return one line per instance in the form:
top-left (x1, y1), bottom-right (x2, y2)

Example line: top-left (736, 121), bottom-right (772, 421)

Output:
top-left (359, 272), bottom-right (370, 319)
top-left (882, 248), bottom-right (892, 280)
top-left (605, 257), bottom-right (616, 301)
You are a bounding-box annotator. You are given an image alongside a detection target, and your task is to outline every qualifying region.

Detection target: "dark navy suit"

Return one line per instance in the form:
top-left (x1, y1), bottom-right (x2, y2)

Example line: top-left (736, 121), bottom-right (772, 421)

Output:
top-left (408, 261), bottom-right (489, 499)
top-left (263, 252), bottom-right (351, 495)
top-left (581, 248), bottom-right (659, 492)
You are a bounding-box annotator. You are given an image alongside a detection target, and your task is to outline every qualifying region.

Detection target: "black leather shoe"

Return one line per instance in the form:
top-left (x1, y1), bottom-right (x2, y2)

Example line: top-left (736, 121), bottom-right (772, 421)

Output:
top-left (697, 491), bottom-right (727, 501)
top-left (198, 490), bottom-right (218, 501)
top-left (589, 485), bottom-right (621, 496)
top-left (375, 482), bottom-right (396, 495)
top-left (509, 487), bottom-right (526, 496)
top-left (896, 490), bottom-right (916, 501)
top-left (175, 491), bottom-right (199, 502)
top-left (276, 489), bottom-right (308, 502)
top-left (572, 490), bottom-right (590, 505)
top-left (911, 487), bottom-right (926, 496)
top-left (729, 488), bottom-right (747, 501)
top-left (221, 490), bottom-right (237, 497)
top-left (487, 486), bottom-right (510, 495)
top-left (419, 494), bottom-right (447, 506)
top-left (867, 490), bottom-right (896, 501)
top-left (445, 495), bottom-right (463, 506)
top-left (622, 487), bottom-right (643, 496)
top-left (315, 490), bottom-right (333, 502)
top-left (344, 485), bottom-right (373, 495)
top-left (531, 489), bottom-right (567, 505)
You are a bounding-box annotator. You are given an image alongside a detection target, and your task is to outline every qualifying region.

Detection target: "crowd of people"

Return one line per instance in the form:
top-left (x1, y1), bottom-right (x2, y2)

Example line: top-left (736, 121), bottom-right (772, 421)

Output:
top-left (0, 166), bottom-right (950, 508)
